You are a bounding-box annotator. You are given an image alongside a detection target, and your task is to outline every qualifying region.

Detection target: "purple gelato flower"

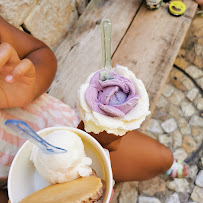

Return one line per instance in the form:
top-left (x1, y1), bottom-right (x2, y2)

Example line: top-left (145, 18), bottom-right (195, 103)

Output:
top-left (85, 70), bottom-right (140, 117)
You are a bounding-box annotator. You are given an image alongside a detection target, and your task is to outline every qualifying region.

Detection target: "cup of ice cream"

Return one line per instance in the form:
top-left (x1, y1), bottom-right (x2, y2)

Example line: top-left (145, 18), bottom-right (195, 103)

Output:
top-left (8, 127), bottom-right (113, 203)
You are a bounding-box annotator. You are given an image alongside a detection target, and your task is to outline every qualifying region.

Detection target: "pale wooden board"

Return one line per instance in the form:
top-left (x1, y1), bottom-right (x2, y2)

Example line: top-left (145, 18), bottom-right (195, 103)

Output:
top-left (49, 0), bottom-right (143, 107)
top-left (111, 0), bottom-right (197, 131)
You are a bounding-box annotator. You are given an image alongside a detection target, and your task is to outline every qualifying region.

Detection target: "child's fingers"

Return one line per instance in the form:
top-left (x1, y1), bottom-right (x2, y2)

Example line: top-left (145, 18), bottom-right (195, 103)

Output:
top-left (0, 43), bottom-right (20, 69)
top-left (5, 59), bottom-right (35, 83)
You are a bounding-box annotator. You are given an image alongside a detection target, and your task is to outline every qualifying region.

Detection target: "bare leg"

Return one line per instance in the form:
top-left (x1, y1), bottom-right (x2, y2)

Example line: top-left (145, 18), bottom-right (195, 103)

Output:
top-left (78, 122), bottom-right (173, 182)
top-left (110, 130), bottom-right (173, 182)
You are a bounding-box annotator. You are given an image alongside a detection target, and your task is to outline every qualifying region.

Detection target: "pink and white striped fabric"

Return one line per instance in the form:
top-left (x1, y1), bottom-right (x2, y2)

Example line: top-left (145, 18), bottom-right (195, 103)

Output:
top-left (0, 93), bottom-right (80, 180)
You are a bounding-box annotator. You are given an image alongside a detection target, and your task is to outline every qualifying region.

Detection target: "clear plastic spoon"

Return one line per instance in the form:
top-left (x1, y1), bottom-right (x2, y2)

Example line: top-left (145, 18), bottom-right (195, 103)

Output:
top-left (5, 119), bottom-right (67, 154)
top-left (100, 19), bottom-right (114, 81)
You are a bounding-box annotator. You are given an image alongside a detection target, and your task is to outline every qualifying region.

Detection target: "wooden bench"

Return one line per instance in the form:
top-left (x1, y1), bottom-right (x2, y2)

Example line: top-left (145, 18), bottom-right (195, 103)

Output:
top-left (49, 0), bottom-right (197, 132)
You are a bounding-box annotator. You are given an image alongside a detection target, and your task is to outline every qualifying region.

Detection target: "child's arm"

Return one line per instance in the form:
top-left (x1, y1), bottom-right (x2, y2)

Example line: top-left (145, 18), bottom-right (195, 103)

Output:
top-left (0, 16), bottom-right (57, 108)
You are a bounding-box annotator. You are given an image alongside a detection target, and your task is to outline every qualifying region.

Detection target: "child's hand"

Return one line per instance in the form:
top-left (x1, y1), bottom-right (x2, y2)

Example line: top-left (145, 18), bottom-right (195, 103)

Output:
top-left (0, 43), bottom-right (36, 108)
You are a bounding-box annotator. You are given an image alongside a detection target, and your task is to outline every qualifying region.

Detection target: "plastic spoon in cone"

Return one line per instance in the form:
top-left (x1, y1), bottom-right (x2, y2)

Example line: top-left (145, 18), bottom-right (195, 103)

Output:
top-left (5, 119), bottom-right (67, 154)
top-left (100, 19), bottom-right (114, 81)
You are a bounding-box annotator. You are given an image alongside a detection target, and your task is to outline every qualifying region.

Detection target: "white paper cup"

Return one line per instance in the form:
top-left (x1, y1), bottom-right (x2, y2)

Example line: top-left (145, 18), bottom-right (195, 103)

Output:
top-left (8, 127), bottom-right (113, 203)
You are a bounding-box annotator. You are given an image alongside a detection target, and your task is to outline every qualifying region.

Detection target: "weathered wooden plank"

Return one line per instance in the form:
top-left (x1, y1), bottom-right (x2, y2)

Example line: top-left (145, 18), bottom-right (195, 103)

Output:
top-left (111, 0), bottom-right (197, 131)
top-left (49, 0), bottom-right (143, 107)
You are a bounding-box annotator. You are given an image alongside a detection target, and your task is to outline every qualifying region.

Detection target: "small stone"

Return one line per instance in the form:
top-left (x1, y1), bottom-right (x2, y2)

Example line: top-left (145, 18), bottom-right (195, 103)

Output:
top-left (198, 37), bottom-right (203, 45)
top-left (177, 118), bottom-right (188, 128)
top-left (138, 177), bottom-right (165, 196)
top-left (195, 44), bottom-right (203, 56)
top-left (194, 94), bottom-right (202, 107)
top-left (138, 196), bottom-right (161, 203)
top-left (197, 77), bottom-right (203, 89)
top-left (186, 50), bottom-right (195, 64)
top-left (197, 100), bottom-right (203, 111)
top-left (169, 69), bottom-right (183, 82)
top-left (156, 96), bottom-right (169, 109)
top-left (174, 57), bottom-right (188, 70)
top-left (191, 186), bottom-right (203, 203)
top-left (162, 84), bottom-right (174, 98)
top-left (189, 115), bottom-right (203, 127)
top-left (166, 179), bottom-right (190, 193)
top-left (182, 136), bottom-right (197, 154)
top-left (178, 193), bottom-right (190, 203)
top-left (153, 108), bottom-right (169, 121)
top-left (178, 49), bottom-right (186, 57)
top-left (192, 126), bottom-right (203, 137)
top-left (171, 81), bottom-right (187, 91)
top-left (194, 55), bottom-right (203, 69)
top-left (189, 165), bottom-right (198, 180)
top-left (194, 27), bottom-right (203, 38)
top-left (191, 126), bottom-right (202, 137)
top-left (185, 65), bottom-right (203, 79)
top-left (168, 89), bottom-right (185, 106)
top-left (192, 127), bottom-right (203, 143)
top-left (165, 193), bottom-right (180, 203)
top-left (195, 96), bottom-right (203, 111)
top-left (172, 130), bottom-right (182, 148)
top-left (180, 76), bottom-right (195, 91)
top-left (186, 88), bottom-right (199, 101)
top-left (158, 134), bottom-right (173, 148)
top-left (192, 17), bottom-right (203, 30)
top-left (119, 182), bottom-right (138, 203)
top-left (146, 119), bottom-right (164, 134)
top-left (169, 72), bottom-right (186, 91)
top-left (173, 148), bottom-right (188, 160)
top-left (180, 125), bottom-right (191, 136)
top-left (161, 119), bottom-right (177, 133)
top-left (195, 170), bottom-right (203, 187)
top-left (168, 103), bottom-right (182, 119)
top-left (180, 101), bottom-right (196, 117)
top-left (173, 56), bottom-right (181, 67)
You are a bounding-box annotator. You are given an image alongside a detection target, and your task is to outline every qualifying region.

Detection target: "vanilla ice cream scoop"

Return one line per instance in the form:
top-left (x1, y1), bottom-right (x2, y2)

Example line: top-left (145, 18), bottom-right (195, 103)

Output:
top-left (30, 130), bottom-right (92, 184)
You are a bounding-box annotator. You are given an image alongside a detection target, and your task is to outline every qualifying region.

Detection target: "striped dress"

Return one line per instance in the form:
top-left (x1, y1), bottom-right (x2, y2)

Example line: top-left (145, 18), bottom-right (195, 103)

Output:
top-left (0, 93), bottom-right (80, 181)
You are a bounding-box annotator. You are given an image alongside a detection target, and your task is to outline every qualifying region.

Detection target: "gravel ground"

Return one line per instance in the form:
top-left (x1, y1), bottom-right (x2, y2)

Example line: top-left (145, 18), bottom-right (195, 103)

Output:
top-left (112, 12), bottom-right (203, 203)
